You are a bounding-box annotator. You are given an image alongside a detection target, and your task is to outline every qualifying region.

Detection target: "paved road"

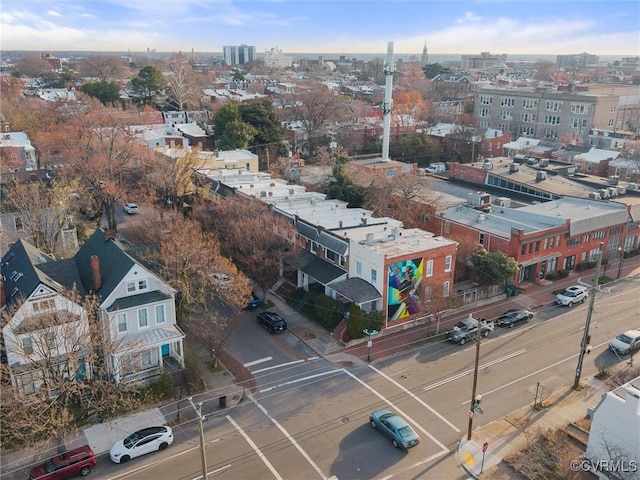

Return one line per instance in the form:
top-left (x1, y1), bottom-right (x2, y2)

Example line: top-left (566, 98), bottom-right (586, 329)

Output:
top-left (77, 279), bottom-right (639, 480)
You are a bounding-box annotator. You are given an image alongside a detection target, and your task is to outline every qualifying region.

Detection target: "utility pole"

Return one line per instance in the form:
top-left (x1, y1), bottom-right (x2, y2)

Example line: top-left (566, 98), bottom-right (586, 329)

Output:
top-left (363, 328), bottom-right (379, 363)
top-left (188, 396), bottom-right (208, 480)
top-left (467, 316), bottom-right (483, 441)
top-left (573, 243), bottom-right (604, 390)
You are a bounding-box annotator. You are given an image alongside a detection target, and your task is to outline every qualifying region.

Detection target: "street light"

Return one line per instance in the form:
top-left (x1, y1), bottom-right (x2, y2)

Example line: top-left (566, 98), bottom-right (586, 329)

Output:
top-left (617, 246), bottom-right (625, 279)
top-left (363, 328), bottom-right (379, 363)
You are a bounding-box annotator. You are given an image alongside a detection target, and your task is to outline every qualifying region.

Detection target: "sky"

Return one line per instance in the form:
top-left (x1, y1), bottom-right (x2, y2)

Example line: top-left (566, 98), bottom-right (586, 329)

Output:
top-left (1, 0), bottom-right (639, 56)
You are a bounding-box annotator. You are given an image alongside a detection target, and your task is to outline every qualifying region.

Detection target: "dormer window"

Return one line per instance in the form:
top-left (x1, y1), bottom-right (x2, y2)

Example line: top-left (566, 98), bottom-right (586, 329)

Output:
top-left (126, 279), bottom-right (149, 294)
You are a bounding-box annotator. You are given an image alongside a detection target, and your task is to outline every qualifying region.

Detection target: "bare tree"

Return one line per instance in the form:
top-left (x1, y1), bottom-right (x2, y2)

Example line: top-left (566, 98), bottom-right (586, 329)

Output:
top-left (132, 213), bottom-right (252, 316)
top-left (146, 148), bottom-right (206, 210)
top-left (61, 108), bottom-right (150, 232)
top-left (0, 291), bottom-right (146, 449)
top-left (77, 54), bottom-right (130, 82)
top-left (164, 52), bottom-right (206, 111)
top-left (2, 177), bottom-right (81, 257)
top-left (14, 54), bottom-right (53, 78)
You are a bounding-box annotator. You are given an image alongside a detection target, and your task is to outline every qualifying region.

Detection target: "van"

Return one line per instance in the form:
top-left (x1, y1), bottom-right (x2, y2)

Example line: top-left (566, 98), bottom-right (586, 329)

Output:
top-left (425, 163), bottom-right (446, 174)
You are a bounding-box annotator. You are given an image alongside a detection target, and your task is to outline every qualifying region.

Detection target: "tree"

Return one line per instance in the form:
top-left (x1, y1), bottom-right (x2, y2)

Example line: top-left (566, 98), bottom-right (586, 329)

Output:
top-left (164, 52), bottom-right (204, 111)
top-left (239, 99), bottom-right (285, 153)
top-left (14, 54), bottom-right (53, 78)
top-left (61, 108), bottom-right (149, 232)
top-left (131, 66), bottom-right (166, 105)
top-left (212, 102), bottom-right (241, 141)
top-left (470, 249), bottom-right (519, 286)
top-left (197, 197), bottom-right (297, 302)
top-left (147, 148), bottom-right (206, 210)
top-left (286, 79), bottom-right (350, 153)
top-left (79, 80), bottom-right (120, 105)
top-left (346, 303), bottom-right (365, 339)
top-left (78, 54), bottom-right (129, 82)
top-left (324, 161), bottom-right (365, 208)
top-left (0, 291), bottom-right (147, 449)
top-left (133, 214), bottom-right (251, 317)
top-left (2, 177), bottom-right (81, 258)
top-left (423, 63), bottom-right (452, 79)
top-left (218, 119), bottom-right (258, 150)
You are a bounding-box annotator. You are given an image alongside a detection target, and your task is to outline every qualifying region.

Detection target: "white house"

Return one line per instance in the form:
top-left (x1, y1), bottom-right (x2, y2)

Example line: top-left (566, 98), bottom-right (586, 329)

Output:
top-left (586, 376), bottom-right (640, 476)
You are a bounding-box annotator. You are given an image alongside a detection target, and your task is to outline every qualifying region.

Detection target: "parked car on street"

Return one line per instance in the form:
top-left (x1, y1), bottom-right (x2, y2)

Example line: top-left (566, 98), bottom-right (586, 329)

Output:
top-left (29, 445), bottom-right (97, 479)
top-left (123, 203), bottom-right (139, 214)
top-left (555, 285), bottom-right (588, 307)
top-left (210, 272), bottom-right (231, 288)
top-left (609, 330), bottom-right (640, 355)
top-left (447, 315), bottom-right (494, 344)
top-left (109, 426), bottom-right (173, 464)
top-left (244, 291), bottom-right (262, 309)
top-left (369, 409), bottom-right (420, 449)
top-left (496, 309), bottom-right (533, 328)
top-left (257, 312), bottom-right (287, 334)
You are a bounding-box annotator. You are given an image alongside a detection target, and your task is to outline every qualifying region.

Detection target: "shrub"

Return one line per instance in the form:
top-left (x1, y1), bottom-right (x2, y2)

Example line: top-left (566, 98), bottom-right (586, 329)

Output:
top-left (557, 269), bottom-right (570, 278)
top-left (313, 294), bottom-right (344, 331)
top-left (545, 271), bottom-right (560, 281)
top-left (150, 373), bottom-right (175, 400)
top-left (575, 261), bottom-right (595, 272)
top-left (346, 303), bottom-right (366, 339)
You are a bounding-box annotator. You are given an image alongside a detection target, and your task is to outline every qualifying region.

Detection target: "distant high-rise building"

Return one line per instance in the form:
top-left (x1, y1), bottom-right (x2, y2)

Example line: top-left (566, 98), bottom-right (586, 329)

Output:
top-left (264, 47), bottom-right (293, 68)
top-left (421, 41), bottom-right (429, 66)
top-left (223, 44), bottom-right (256, 66)
top-left (461, 52), bottom-right (507, 70)
top-left (556, 52), bottom-right (599, 69)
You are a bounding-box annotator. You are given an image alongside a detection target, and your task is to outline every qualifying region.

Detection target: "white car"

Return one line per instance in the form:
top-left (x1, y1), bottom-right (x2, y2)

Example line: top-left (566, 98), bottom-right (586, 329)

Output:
top-left (609, 330), bottom-right (640, 355)
top-left (555, 285), bottom-right (588, 307)
top-left (123, 203), bottom-right (139, 214)
top-left (109, 426), bottom-right (173, 464)
top-left (211, 272), bottom-right (232, 288)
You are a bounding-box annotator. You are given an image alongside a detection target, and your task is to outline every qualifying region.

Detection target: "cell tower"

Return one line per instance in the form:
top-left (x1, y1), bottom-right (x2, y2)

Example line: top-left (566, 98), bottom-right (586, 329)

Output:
top-left (381, 41), bottom-right (395, 163)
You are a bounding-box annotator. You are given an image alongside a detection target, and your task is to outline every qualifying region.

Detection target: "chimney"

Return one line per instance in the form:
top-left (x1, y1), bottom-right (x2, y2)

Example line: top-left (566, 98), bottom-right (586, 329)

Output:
top-left (90, 255), bottom-right (102, 291)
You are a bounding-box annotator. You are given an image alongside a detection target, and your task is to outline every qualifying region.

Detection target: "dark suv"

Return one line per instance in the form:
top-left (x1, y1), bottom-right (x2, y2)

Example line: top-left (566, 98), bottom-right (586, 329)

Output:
top-left (257, 312), bottom-right (287, 334)
top-left (29, 445), bottom-right (97, 479)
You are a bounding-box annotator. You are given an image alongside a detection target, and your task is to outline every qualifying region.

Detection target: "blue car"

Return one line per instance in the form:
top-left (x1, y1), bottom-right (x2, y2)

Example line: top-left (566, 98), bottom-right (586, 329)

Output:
top-left (369, 409), bottom-right (420, 449)
top-left (245, 291), bottom-right (261, 309)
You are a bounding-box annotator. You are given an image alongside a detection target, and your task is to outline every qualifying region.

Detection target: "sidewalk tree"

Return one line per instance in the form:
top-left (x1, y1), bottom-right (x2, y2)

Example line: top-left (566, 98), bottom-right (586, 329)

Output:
top-left (470, 249), bottom-right (519, 286)
top-left (2, 177), bottom-right (81, 258)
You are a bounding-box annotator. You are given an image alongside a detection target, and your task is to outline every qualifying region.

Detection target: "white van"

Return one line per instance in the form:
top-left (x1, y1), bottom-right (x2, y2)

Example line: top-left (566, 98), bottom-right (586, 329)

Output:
top-left (425, 163), bottom-right (446, 174)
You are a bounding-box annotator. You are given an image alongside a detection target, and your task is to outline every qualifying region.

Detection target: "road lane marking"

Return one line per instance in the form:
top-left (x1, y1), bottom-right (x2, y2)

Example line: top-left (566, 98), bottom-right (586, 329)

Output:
top-left (244, 356), bottom-right (273, 367)
top-left (258, 370), bottom-right (340, 393)
top-left (424, 349), bottom-right (527, 392)
top-left (249, 396), bottom-right (327, 480)
top-left (252, 357), bottom-right (319, 374)
top-left (460, 339), bottom-right (610, 404)
top-left (227, 415), bottom-right (284, 480)
top-left (340, 368), bottom-right (449, 452)
top-left (370, 365), bottom-right (461, 433)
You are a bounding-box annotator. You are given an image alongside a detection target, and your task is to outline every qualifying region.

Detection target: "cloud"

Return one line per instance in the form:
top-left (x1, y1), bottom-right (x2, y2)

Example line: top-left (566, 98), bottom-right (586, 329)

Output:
top-left (47, 10), bottom-right (62, 17)
top-left (456, 11), bottom-right (483, 24)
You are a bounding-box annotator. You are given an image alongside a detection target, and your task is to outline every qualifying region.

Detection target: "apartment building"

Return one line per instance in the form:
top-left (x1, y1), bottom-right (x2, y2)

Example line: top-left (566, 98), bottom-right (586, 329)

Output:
top-left (474, 84), bottom-right (640, 145)
top-left (223, 44), bottom-right (256, 66)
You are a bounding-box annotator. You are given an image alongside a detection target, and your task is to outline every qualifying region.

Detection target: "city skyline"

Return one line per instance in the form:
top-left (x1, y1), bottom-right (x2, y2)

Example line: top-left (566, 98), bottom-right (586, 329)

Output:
top-left (1, 0), bottom-right (638, 57)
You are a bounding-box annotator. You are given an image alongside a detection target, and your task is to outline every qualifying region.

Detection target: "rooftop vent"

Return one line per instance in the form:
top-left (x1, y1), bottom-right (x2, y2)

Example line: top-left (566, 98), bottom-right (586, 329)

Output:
top-left (509, 163), bottom-right (520, 173)
top-left (536, 171), bottom-right (547, 181)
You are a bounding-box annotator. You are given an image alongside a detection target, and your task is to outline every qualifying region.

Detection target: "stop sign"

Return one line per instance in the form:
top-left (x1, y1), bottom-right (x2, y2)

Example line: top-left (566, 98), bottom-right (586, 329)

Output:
top-left (482, 441), bottom-right (489, 453)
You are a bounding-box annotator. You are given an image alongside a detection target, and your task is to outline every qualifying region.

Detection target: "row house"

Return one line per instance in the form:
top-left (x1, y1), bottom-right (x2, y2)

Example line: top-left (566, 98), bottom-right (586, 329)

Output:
top-left (437, 196), bottom-right (636, 285)
top-left (1, 229), bottom-right (185, 399)
top-left (0, 132), bottom-right (37, 173)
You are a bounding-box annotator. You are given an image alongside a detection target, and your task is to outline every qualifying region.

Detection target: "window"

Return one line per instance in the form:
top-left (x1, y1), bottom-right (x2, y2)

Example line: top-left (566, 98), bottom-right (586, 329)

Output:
top-left (444, 220), bottom-right (451, 234)
top-left (500, 97), bottom-right (515, 107)
top-left (500, 110), bottom-right (513, 121)
top-left (566, 237), bottom-right (582, 248)
top-left (543, 238), bottom-right (549, 250)
top-left (545, 101), bottom-right (561, 112)
top-left (520, 126), bottom-right (535, 136)
top-left (117, 313), bottom-right (127, 333)
top-left (571, 118), bottom-right (587, 128)
top-left (610, 106), bottom-right (617, 113)
top-left (45, 332), bottom-right (55, 350)
top-left (155, 304), bottom-right (165, 324)
top-left (521, 244), bottom-right (527, 255)
top-left (371, 269), bottom-right (377, 283)
top-left (479, 233), bottom-right (485, 245)
top-left (581, 252), bottom-right (587, 262)
top-left (426, 260), bottom-right (434, 277)
top-left (535, 241), bottom-right (540, 252)
top-left (127, 279), bottom-right (148, 293)
top-left (522, 99), bottom-right (538, 109)
top-left (608, 118), bottom-right (615, 127)
top-left (479, 95), bottom-right (493, 105)
top-left (571, 103), bottom-right (589, 114)
top-left (138, 308), bottom-right (148, 328)
top-left (443, 281), bottom-right (450, 297)
top-left (444, 255), bottom-right (452, 272)
top-left (356, 261), bottom-right (362, 276)
top-left (479, 108), bottom-right (490, 118)
top-left (22, 337), bottom-right (33, 355)
top-left (583, 234), bottom-right (590, 243)
top-left (544, 128), bottom-right (558, 140)
top-left (326, 249), bottom-right (336, 262)
top-left (593, 230), bottom-right (606, 240)
top-left (544, 115), bottom-right (560, 125)
top-left (33, 298), bottom-right (55, 312)
top-left (521, 112), bottom-right (535, 123)
top-left (138, 280), bottom-right (148, 290)
top-left (14, 217), bottom-right (23, 231)
top-left (127, 282), bottom-right (136, 293)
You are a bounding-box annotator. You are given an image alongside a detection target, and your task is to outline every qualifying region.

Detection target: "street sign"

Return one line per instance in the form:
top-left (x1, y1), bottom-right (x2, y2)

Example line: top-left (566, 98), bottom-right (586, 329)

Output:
top-left (482, 441), bottom-right (489, 453)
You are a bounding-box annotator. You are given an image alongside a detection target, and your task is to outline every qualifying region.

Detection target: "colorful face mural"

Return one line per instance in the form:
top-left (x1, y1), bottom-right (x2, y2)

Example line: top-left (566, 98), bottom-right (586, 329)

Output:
top-left (387, 258), bottom-right (424, 321)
